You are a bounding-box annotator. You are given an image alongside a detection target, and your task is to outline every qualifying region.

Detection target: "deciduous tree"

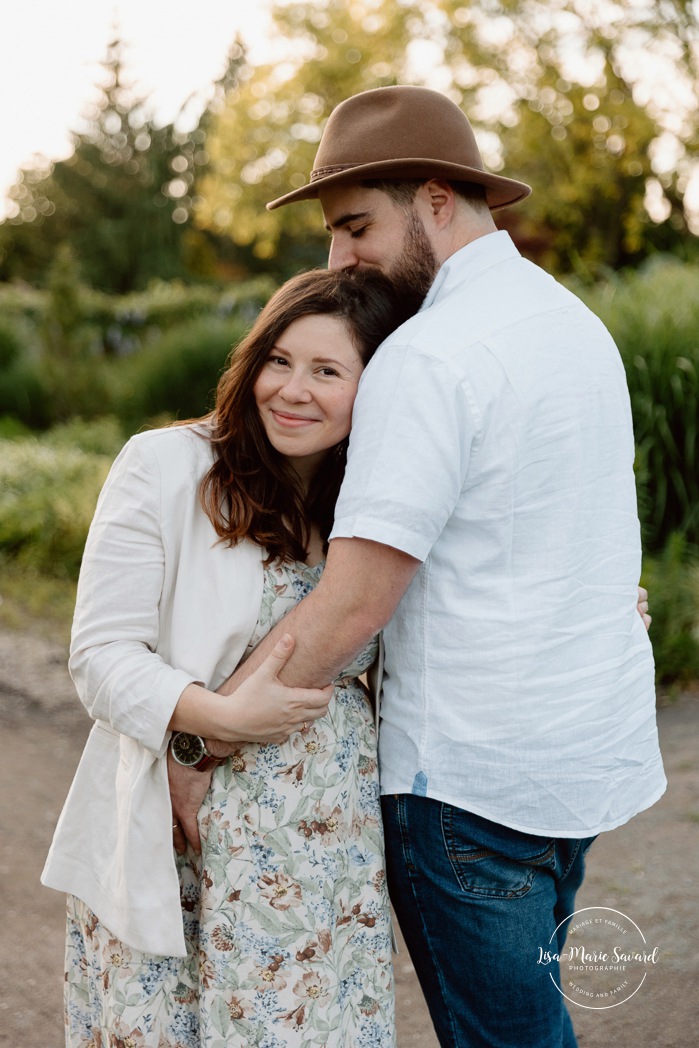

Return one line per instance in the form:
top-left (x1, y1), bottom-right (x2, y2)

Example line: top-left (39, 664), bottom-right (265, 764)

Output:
top-left (196, 0), bottom-right (698, 275)
top-left (193, 0), bottom-right (421, 276)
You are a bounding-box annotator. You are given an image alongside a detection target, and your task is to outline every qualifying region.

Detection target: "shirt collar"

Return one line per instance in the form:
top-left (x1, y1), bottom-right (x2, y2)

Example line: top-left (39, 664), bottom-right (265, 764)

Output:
top-left (420, 230), bottom-right (521, 312)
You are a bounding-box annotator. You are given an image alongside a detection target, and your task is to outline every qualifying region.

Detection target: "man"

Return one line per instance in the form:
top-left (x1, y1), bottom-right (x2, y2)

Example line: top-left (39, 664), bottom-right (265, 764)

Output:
top-left (173, 87), bottom-right (664, 1047)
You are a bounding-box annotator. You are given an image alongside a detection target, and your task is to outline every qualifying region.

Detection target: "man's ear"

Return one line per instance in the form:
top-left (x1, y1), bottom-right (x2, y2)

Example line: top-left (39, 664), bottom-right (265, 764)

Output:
top-left (421, 179), bottom-right (456, 228)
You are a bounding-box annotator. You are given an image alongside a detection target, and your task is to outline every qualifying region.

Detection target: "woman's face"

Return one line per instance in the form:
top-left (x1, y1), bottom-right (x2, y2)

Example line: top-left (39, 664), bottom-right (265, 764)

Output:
top-left (253, 313), bottom-right (365, 481)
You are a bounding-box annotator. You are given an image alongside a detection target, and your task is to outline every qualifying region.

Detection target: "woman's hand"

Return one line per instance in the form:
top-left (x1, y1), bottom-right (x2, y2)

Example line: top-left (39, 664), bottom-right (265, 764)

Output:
top-left (214, 633), bottom-right (333, 744)
top-left (168, 634), bottom-right (333, 853)
top-left (169, 633), bottom-right (333, 745)
top-left (169, 750), bottom-right (213, 855)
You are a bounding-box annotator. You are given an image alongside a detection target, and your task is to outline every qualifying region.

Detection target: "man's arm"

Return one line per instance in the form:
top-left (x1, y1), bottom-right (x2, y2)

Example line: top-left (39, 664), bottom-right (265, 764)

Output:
top-left (226, 563), bottom-right (652, 692)
top-left (170, 537), bottom-right (420, 854)
top-left (171, 546), bottom-right (651, 853)
top-left (221, 537), bottom-right (421, 693)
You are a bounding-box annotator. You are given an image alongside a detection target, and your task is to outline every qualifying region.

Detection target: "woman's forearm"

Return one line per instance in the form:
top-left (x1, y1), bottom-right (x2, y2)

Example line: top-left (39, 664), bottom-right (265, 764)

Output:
top-left (167, 682), bottom-right (232, 736)
top-left (167, 636), bottom-right (332, 747)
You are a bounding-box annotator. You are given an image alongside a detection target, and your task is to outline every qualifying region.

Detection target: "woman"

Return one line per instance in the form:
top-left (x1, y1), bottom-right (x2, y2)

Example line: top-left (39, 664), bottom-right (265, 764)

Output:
top-left (42, 269), bottom-right (413, 1048)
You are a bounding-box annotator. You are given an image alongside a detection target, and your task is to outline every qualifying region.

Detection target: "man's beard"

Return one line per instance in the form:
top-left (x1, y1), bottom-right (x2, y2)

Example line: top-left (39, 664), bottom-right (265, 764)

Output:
top-left (387, 207), bottom-right (439, 310)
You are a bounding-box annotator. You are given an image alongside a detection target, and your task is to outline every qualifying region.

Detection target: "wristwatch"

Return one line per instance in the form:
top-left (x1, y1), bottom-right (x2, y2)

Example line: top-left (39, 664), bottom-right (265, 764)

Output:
top-left (170, 732), bottom-right (227, 773)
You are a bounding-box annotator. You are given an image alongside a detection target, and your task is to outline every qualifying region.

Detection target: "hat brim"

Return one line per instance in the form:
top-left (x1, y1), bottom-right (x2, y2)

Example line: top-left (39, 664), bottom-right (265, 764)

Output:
top-left (266, 159), bottom-right (531, 211)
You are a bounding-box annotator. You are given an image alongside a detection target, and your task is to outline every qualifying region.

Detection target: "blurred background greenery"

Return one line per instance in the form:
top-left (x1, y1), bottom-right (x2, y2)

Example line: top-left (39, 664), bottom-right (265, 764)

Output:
top-left (1, 0), bottom-right (698, 684)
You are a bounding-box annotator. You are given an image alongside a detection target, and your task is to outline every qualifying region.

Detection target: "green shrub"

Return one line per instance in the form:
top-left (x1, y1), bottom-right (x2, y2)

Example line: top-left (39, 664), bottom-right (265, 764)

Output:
top-left (0, 317), bottom-right (22, 368)
top-left (40, 416), bottom-right (127, 456)
top-left (0, 356), bottom-right (52, 429)
top-left (0, 436), bottom-right (114, 578)
top-left (0, 275), bottom-right (274, 361)
top-left (0, 283), bottom-right (45, 324)
top-left (0, 277), bottom-right (275, 430)
top-left (642, 534), bottom-right (699, 685)
top-left (0, 416), bottom-right (32, 439)
top-left (0, 312), bottom-right (52, 427)
top-left (576, 259), bottom-right (699, 552)
top-left (89, 275), bottom-right (274, 335)
top-left (114, 314), bottom-right (249, 427)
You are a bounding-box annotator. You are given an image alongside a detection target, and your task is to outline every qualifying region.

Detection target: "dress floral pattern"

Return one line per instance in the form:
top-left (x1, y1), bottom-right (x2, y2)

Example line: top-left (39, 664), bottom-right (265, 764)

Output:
top-left (64, 560), bottom-right (395, 1048)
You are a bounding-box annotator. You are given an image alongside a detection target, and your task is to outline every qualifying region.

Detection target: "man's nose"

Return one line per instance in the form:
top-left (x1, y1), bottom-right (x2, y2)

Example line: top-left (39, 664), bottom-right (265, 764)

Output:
top-left (328, 238), bottom-right (358, 272)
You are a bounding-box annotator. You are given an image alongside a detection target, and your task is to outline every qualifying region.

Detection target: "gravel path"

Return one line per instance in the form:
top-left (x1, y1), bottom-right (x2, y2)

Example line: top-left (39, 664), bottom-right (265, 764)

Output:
top-left (0, 625), bottom-right (696, 1047)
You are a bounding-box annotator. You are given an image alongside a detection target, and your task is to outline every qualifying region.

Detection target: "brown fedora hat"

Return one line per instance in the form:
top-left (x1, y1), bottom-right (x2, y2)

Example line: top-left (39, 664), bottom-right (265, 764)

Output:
top-left (267, 85), bottom-right (531, 212)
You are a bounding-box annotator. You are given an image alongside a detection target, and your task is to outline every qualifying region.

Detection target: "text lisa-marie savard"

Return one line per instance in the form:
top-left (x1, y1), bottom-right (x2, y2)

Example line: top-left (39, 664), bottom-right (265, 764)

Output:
top-left (537, 946), bottom-right (659, 968)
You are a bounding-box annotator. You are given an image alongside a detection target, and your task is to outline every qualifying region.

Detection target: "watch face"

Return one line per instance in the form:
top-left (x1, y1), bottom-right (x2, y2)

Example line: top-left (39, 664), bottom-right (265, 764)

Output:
top-left (171, 732), bottom-right (206, 767)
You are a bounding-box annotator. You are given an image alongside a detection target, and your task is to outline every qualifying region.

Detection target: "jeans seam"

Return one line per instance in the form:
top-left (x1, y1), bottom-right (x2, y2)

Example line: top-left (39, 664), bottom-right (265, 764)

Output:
top-left (450, 849), bottom-right (497, 862)
top-left (396, 797), bottom-right (461, 1046)
top-left (559, 839), bottom-right (582, 882)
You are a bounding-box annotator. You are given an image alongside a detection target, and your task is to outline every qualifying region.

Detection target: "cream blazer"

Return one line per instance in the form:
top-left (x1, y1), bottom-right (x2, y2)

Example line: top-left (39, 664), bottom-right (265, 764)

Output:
top-left (42, 425), bottom-right (266, 957)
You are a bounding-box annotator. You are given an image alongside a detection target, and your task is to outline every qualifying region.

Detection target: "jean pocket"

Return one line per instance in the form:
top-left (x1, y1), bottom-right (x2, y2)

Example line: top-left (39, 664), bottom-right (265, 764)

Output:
top-left (441, 805), bottom-right (556, 899)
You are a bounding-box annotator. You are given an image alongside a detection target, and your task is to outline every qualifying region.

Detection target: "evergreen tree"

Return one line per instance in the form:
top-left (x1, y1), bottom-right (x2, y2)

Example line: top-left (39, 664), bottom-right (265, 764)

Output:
top-left (0, 36), bottom-right (243, 291)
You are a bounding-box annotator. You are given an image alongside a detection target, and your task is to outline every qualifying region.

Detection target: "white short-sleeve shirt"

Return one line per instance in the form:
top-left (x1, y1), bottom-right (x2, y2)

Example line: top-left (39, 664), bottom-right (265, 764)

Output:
top-left (330, 231), bottom-right (665, 837)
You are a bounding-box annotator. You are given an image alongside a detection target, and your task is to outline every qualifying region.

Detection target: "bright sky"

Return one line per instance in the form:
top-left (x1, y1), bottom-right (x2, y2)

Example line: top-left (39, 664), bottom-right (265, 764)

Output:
top-left (0, 0), bottom-right (275, 216)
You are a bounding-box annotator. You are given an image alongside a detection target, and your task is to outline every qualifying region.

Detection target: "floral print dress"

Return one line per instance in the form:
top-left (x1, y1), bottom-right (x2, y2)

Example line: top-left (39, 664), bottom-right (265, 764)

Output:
top-left (64, 560), bottom-right (395, 1048)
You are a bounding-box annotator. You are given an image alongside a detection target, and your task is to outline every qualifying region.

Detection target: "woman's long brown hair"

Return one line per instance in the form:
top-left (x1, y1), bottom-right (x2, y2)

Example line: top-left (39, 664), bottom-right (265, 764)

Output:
top-left (197, 268), bottom-right (414, 564)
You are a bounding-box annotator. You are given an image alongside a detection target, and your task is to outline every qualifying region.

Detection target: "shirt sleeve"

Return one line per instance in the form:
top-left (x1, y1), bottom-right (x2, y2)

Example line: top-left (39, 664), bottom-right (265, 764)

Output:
top-left (330, 343), bottom-right (478, 560)
top-left (69, 435), bottom-right (199, 756)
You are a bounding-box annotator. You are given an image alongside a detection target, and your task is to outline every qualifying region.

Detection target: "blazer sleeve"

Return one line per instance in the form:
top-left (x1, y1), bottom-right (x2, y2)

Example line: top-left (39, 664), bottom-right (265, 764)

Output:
top-left (366, 633), bottom-right (384, 735)
top-left (69, 435), bottom-right (199, 757)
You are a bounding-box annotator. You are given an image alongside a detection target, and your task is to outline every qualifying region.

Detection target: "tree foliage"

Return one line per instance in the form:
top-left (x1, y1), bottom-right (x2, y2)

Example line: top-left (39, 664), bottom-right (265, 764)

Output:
top-left (193, 0), bottom-right (421, 275)
top-left (0, 37), bottom-right (243, 292)
top-left (2, 2), bottom-right (696, 285)
top-left (434, 0), bottom-right (699, 273)
top-left (196, 0), bottom-right (699, 276)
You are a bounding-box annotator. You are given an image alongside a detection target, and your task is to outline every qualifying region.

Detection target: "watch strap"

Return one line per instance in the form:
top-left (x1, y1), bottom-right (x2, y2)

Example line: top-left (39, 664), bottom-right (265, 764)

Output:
top-left (193, 750), bottom-right (227, 773)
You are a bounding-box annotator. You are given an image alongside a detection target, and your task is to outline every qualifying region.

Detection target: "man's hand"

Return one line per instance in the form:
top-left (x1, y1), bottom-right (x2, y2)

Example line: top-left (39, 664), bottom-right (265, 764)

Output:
top-left (638, 585), bottom-right (651, 631)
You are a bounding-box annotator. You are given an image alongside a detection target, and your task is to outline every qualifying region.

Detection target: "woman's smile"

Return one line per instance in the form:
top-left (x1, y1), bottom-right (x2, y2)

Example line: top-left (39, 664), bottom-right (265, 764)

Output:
top-left (253, 312), bottom-right (364, 483)
top-left (270, 409), bottom-right (322, 427)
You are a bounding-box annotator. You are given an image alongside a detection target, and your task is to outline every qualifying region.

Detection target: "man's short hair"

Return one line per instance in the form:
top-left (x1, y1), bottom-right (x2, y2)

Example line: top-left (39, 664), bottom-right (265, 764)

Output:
top-left (363, 178), bottom-right (489, 214)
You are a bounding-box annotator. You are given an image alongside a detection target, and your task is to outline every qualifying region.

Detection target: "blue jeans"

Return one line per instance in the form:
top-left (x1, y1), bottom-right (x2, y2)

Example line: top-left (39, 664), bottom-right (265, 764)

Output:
top-left (381, 794), bottom-right (596, 1048)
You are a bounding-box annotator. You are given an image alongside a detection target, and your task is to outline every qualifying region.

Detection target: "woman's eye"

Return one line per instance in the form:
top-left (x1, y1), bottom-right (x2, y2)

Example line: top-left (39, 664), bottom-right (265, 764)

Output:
top-left (268, 355), bottom-right (289, 366)
top-left (319, 366), bottom-right (339, 377)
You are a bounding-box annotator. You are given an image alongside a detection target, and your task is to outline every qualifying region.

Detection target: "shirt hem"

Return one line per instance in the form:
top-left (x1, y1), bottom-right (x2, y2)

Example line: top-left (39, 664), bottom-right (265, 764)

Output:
top-left (378, 776), bottom-right (668, 838)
